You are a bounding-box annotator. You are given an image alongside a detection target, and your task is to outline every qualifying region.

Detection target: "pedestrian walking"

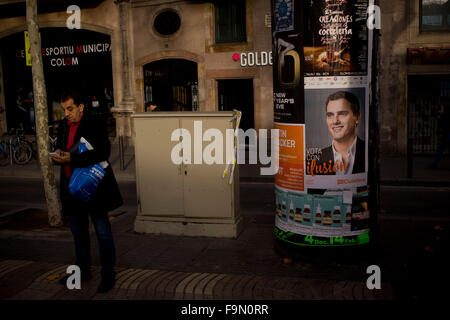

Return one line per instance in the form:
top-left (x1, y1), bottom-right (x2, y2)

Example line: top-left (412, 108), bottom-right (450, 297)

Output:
top-left (431, 103), bottom-right (450, 169)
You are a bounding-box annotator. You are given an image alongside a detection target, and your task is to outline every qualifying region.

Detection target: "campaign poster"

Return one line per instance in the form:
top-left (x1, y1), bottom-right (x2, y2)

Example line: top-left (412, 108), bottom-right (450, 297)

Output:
top-left (272, 0), bottom-right (305, 124)
top-left (303, 0), bottom-right (370, 78)
top-left (304, 87), bottom-right (368, 189)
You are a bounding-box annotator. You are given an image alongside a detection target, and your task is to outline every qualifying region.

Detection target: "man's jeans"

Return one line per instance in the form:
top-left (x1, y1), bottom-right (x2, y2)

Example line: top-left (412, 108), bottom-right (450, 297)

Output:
top-left (69, 212), bottom-right (115, 278)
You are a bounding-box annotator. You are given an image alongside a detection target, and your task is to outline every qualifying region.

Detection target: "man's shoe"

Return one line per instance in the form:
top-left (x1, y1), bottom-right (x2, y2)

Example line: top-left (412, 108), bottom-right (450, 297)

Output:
top-left (97, 272), bottom-right (116, 293)
top-left (59, 270), bottom-right (92, 285)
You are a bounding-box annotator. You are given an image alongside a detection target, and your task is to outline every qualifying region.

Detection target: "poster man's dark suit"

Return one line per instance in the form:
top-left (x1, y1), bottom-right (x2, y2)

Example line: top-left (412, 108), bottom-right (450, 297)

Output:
top-left (318, 137), bottom-right (365, 175)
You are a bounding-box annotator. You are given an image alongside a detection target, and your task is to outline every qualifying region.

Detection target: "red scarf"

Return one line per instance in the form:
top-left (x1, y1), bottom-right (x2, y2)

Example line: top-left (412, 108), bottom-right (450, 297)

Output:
top-left (65, 115), bottom-right (82, 178)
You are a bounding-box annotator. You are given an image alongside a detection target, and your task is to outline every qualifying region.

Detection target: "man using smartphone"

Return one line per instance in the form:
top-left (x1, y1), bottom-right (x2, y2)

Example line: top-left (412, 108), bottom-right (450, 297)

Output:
top-left (51, 88), bottom-right (122, 293)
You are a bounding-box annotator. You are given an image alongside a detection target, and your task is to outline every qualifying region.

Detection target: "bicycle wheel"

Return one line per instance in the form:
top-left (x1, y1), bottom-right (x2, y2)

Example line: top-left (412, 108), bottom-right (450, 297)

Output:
top-left (0, 146), bottom-right (9, 166)
top-left (13, 141), bottom-right (33, 165)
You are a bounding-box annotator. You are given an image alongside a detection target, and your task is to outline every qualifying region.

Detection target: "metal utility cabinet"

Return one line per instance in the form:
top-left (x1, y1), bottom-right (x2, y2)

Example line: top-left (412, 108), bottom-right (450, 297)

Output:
top-left (132, 112), bottom-right (242, 238)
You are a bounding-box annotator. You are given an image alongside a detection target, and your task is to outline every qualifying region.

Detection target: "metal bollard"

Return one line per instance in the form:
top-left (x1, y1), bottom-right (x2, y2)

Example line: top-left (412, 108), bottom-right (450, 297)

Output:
top-left (9, 139), bottom-right (13, 166)
top-left (119, 135), bottom-right (125, 171)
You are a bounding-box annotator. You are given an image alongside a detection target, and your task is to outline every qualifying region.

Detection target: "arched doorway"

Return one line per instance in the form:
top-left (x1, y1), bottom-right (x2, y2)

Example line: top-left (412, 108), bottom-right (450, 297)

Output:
top-left (143, 59), bottom-right (198, 111)
top-left (0, 27), bottom-right (115, 135)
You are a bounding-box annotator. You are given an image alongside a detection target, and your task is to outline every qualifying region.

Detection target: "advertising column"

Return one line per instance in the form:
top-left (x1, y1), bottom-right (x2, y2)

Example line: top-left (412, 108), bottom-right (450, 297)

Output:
top-left (272, 0), bottom-right (374, 248)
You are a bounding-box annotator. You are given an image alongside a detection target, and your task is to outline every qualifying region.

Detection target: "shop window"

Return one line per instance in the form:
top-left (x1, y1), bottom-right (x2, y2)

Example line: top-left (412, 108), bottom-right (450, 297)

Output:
top-left (214, 0), bottom-right (246, 44)
top-left (421, 0), bottom-right (450, 32)
top-left (218, 79), bottom-right (254, 131)
top-left (143, 59), bottom-right (198, 112)
top-left (154, 10), bottom-right (181, 36)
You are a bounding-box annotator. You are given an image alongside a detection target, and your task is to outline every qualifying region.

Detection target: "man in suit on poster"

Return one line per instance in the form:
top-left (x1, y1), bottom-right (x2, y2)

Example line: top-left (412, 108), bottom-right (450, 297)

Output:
top-left (318, 91), bottom-right (365, 175)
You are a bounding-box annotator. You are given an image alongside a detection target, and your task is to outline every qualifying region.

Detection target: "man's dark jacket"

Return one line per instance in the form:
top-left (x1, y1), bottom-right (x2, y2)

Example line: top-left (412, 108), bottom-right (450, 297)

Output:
top-left (56, 114), bottom-right (123, 216)
top-left (318, 137), bottom-right (365, 175)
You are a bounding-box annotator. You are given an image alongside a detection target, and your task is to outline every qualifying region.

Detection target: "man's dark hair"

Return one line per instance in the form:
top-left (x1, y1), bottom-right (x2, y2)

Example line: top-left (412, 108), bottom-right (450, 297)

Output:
top-left (60, 88), bottom-right (84, 106)
top-left (326, 91), bottom-right (360, 116)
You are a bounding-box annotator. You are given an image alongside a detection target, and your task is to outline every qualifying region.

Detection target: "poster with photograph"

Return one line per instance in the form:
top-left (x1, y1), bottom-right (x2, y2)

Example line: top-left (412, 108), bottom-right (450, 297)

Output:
top-left (272, 0), bottom-right (305, 123)
top-left (274, 0), bottom-right (294, 32)
top-left (303, 0), bottom-right (370, 78)
top-left (304, 87), bottom-right (368, 189)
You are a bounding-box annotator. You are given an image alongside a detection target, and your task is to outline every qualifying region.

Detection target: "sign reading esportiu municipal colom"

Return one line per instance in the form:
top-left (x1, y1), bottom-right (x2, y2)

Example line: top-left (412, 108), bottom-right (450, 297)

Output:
top-left (23, 31), bottom-right (111, 67)
top-left (271, 0), bottom-right (373, 248)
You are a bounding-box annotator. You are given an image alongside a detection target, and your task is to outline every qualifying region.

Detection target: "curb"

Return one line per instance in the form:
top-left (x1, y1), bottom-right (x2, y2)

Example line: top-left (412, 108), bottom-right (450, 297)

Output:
top-left (0, 259), bottom-right (395, 300)
top-left (380, 180), bottom-right (450, 188)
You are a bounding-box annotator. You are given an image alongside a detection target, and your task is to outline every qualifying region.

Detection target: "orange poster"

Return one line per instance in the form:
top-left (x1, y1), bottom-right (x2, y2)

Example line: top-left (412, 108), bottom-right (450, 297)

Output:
top-left (275, 123), bottom-right (305, 192)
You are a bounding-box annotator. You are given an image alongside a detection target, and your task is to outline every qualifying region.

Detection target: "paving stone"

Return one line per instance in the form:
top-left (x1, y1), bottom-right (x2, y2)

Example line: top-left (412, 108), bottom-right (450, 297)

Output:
top-left (0, 260), bottom-right (34, 278)
top-left (0, 261), bottom-right (55, 300)
top-left (222, 274), bottom-right (247, 299)
top-left (193, 273), bottom-right (220, 300)
top-left (343, 281), bottom-right (357, 300)
top-left (163, 271), bottom-right (190, 299)
top-left (117, 270), bottom-right (158, 300)
top-left (331, 280), bottom-right (347, 300)
top-left (290, 278), bottom-right (315, 300)
top-left (114, 268), bottom-right (139, 288)
top-left (184, 273), bottom-right (210, 300)
top-left (240, 275), bottom-right (260, 299)
top-left (212, 274), bottom-right (234, 299)
top-left (261, 278), bottom-right (280, 300)
top-left (252, 277), bottom-right (268, 299)
top-left (145, 270), bottom-right (177, 299)
top-left (203, 274), bottom-right (226, 299)
top-left (154, 271), bottom-right (185, 299)
top-left (231, 275), bottom-right (255, 300)
top-left (351, 281), bottom-right (366, 300)
top-left (274, 277), bottom-right (300, 300)
top-left (319, 279), bottom-right (335, 300)
top-left (34, 264), bottom-right (66, 283)
top-left (174, 272), bottom-right (202, 300)
top-left (56, 267), bottom-right (102, 300)
top-left (134, 270), bottom-right (166, 300)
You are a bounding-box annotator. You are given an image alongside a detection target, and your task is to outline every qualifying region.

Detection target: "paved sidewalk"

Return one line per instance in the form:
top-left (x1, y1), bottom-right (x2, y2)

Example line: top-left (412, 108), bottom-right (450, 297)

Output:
top-left (2, 142), bottom-right (448, 301)
top-left (0, 202), bottom-right (396, 301)
top-left (0, 259), bottom-right (392, 300)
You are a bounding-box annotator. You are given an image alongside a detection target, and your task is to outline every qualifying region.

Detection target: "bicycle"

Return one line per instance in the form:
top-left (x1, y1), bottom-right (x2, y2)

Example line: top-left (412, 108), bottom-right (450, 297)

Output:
top-left (0, 128), bottom-right (33, 166)
top-left (24, 124), bottom-right (58, 161)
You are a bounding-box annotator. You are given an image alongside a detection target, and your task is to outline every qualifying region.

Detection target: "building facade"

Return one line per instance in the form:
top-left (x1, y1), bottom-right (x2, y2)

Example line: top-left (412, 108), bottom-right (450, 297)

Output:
top-left (0, 0), bottom-right (274, 139)
top-left (379, 0), bottom-right (450, 156)
top-left (132, 0), bottom-right (274, 131)
top-left (0, 0), bottom-right (135, 137)
top-left (2, 0), bottom-right (447, 158)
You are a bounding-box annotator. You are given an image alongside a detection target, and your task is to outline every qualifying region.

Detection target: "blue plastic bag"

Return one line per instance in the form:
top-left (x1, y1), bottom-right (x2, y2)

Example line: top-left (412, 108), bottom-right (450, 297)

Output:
top-left (69, 137), bottom-right (108, 202)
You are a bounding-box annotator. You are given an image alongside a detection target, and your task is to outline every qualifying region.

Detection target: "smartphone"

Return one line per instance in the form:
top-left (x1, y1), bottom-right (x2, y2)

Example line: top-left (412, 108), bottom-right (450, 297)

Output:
top-left (49, 152), bottom-right (58, 156)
